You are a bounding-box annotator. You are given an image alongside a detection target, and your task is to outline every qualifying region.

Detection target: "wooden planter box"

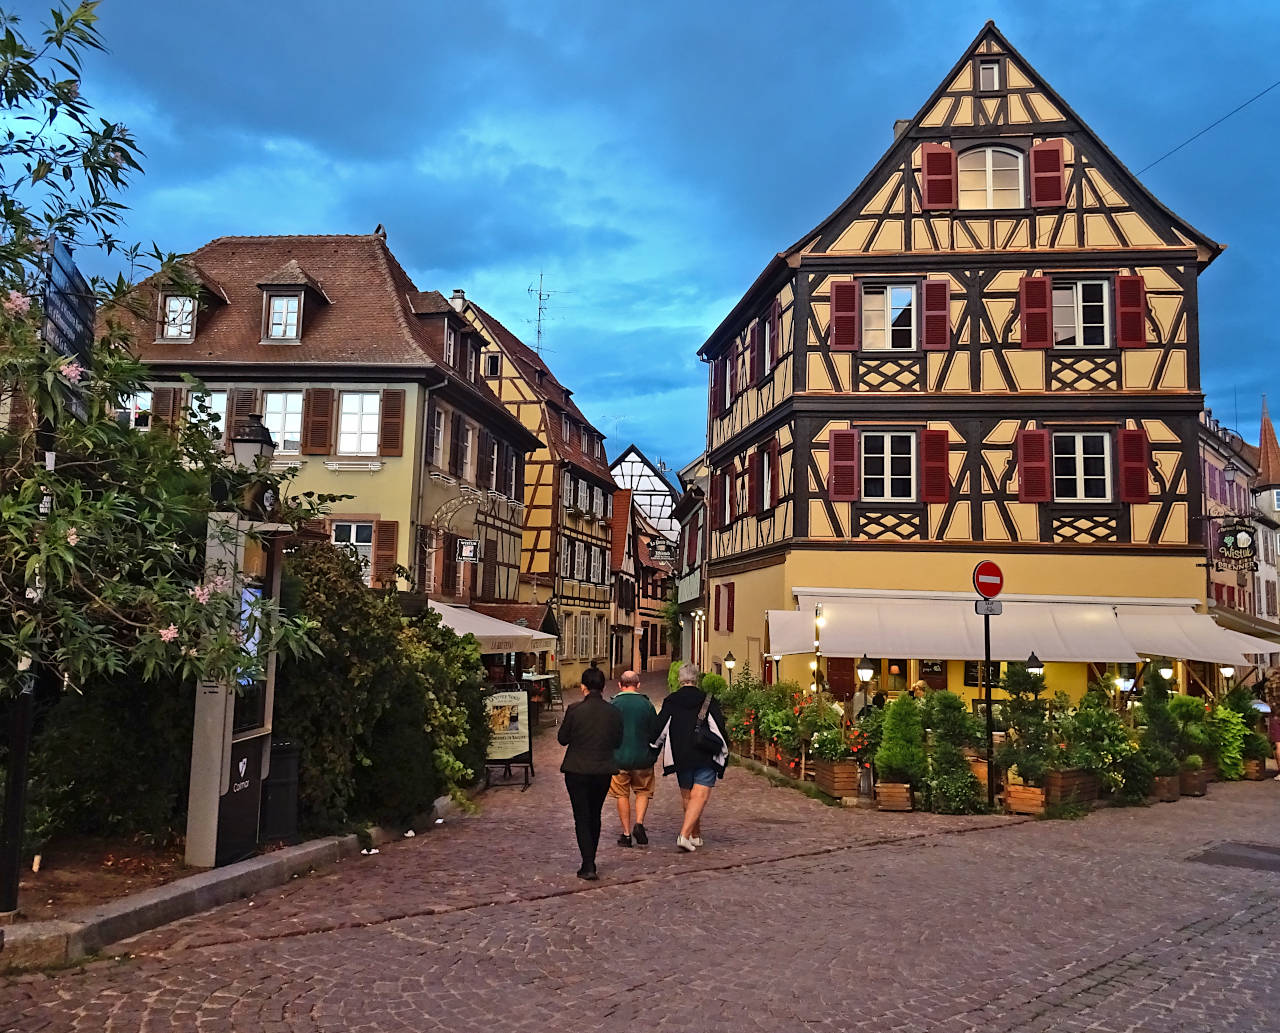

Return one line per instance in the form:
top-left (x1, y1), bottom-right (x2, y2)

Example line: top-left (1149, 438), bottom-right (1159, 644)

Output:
top-left (1150, 775), bottom-right (1180, 803)
top-left (777, 747), bottom-right (800, 778)
top-left (1179, 769), bottom-right (1208, 797)
top-left (1243, 759), bottom-right (1268, 781)
top-left (1045, 768), bottom-right (1099, 807)
top-left (1004, 784), bottom-right (1046, 816)
top-left (814, 759), bottom-right (861, 797)
top-left (1203, 761), bottom-right (1219, 783)
top-left (875, 782), bottom-right (914, 812)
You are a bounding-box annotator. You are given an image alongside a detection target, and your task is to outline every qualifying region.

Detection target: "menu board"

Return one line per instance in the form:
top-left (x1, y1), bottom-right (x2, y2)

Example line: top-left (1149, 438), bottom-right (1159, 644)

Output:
top-left (485, 690), bottom-right (531, 763)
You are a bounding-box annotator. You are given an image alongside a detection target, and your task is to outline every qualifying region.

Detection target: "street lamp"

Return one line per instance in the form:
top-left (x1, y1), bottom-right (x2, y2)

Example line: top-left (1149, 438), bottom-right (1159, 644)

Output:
top-left (724, 651), bottom-right (736, 691)
top-left (1219, 664), bottom-right (1235, 679)
top-left (856, 654), bottom-right (875, 685)
top-left (230, 413), bottom-right (276, 468)
top-left (1158, 659), bottom-right (1175, 681)
top-left (815, 602), bottom-right (825, 628)
top-left (1025, 652), bottom-right (1044, 676)
top-left (1223, 459), bottom-right (1241, 487)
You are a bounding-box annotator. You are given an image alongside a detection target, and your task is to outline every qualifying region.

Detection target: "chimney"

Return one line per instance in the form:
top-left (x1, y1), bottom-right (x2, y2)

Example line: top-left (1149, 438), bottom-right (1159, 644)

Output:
top-left (893, 119), bottom-right (911, 139)
top-left (449, 289), bottom-right (466, 312)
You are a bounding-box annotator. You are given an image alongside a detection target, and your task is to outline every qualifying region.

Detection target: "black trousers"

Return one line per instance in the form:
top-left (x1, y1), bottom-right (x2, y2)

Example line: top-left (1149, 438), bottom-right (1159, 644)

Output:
top-left (564, 772), bottom-right (612, 870)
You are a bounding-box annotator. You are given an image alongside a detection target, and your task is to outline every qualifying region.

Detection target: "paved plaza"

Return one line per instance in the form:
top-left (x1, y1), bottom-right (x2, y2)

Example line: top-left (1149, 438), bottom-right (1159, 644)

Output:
top-left (2, 674), bottom-right (1278, 1032)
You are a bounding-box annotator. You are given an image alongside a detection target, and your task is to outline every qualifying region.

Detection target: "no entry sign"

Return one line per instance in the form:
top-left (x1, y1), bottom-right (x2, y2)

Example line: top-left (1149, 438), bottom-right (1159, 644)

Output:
top-left (972, 561), bottom-right (1004, 599)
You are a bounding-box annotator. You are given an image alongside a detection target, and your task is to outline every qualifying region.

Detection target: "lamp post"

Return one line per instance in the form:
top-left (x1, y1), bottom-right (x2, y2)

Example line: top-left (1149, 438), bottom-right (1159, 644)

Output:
top-left (1219, 664), bottom-right (1236, 697)
top-left (854, 655), bottom-right (876, 801)
top-left (724, 651), bottom-right (736, 692)
top-left (1158, 659), bottom-right (1175, 682)
top-left (229, 414), bottom-right (278, 519)
top-left (1025, 652), bottom-right (1044, 676)
top-left (856, 654), bottom-right (875, 687)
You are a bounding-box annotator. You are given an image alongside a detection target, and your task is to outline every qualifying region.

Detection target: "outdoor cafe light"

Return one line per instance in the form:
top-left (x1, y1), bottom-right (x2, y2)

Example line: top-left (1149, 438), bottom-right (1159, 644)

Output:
top-left (724, 652), bottom-right (736, 671)
top-left (230, 413), bottom-right (277, 469)
top-left (1219, 665), bottom-right (1236, 680)
top-left (809, 658), bottom-right (818, 671)
top-left (815, 602), bottom-right (825, 629)
top-left (1158, 659), bottom-right (1175, 681)
top-left (856, 654), bottom-right (875, 684)
top-left (771, 652), bottom-right (782, 663)
top-left (1025, 652), bottom-right (1044, 676)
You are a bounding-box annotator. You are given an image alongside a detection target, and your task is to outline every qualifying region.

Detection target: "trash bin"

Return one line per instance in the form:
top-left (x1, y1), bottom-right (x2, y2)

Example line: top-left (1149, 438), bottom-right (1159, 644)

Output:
top-left (260, 740), bottom-right (300, 843)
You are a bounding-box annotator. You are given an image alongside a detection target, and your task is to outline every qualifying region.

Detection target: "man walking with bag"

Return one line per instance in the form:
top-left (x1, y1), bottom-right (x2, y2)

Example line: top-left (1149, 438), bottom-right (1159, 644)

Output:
top-left (557, 666), bottom-right (623, 880)
top-left (652, 663), bottom-right (729, 853)
top-left (609, 670), bottom-right (658, 847)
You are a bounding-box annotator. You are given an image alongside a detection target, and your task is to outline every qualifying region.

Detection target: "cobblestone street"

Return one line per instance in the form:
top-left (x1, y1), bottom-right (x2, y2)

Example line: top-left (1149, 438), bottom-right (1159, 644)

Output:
top-left (3, 673), bottom-right (1278, 1032)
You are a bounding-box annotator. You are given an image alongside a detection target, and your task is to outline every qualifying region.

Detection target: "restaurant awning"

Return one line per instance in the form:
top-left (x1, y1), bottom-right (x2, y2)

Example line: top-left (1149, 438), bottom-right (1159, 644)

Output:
top-left (431, 602), bottom-right (557, 654)
top-left (1112, 606), bottom-right (1278, 666)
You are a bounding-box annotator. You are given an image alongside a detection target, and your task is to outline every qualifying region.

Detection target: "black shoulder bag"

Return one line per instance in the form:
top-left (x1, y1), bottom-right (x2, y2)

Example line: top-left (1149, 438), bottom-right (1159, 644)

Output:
top-left (693, 693), bottom-right (722, 755)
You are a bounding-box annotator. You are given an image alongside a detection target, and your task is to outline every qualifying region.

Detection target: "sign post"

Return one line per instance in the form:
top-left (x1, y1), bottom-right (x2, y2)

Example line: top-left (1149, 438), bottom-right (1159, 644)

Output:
top-left (972, 560), bottom-right (1004, 810)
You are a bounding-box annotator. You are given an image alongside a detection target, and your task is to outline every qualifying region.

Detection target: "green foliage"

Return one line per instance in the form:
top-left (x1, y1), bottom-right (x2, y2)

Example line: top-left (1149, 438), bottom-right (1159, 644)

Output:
top-left (923, 690), bottom-right (980, 749)
top-left (1219, 683), bottom-right (1259, 722)
top-left (1243, 732), bottom-right (1272, 762)
top-left (1207, 706), bottom-right (1246, 781)
top-left (929, 760), bottom-right (984, 815)
top-left (994, 663), bottom-right (1052, 787)
top-left (659, 597), bottom-right (682, 659)
top-left (1168, 694), bottom-right (1213, 761)
top-left (1056, 686), bottom-right (1137, 793)
top-left (809, 724), bottom-right (871, 762)
top-left (1138, 667), bottom-right (1180, 776)
top-left (874, 693), bottom-right (926, 787)
top-left (922, 691), bottom-right (982, 813)
top-left (859, 705), bottom-right (886, 757)
top-left (1113, 746), bottom-right (1155, 806)
top-left (701, 672), bottom-right (727, 697)
top-left (666, 662), bottom-right (682, 692)
top-left (1180, 753), bottom-right (1203, 772)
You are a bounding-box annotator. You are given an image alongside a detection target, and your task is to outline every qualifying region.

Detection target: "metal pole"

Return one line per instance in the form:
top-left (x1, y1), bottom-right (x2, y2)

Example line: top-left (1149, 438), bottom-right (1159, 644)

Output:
top-left (984, 612), bottom-right (995, 810)
top-left (0, 675), bottom-right (36, 915)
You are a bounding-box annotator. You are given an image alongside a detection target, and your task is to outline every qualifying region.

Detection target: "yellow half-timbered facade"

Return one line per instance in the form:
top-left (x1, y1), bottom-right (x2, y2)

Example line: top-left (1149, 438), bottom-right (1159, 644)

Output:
top-left (699, 22), bottom-right (1234, 702)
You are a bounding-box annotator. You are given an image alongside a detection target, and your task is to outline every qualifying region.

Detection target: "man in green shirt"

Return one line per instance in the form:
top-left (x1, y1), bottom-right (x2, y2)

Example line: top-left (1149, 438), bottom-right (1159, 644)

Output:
top-left (609, 670), bottom-right (658, 847)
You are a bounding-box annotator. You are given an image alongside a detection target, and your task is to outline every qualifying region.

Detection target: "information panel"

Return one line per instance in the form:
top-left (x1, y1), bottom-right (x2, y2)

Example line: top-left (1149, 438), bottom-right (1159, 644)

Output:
top-left (485, 690), bottom-right (531, 763)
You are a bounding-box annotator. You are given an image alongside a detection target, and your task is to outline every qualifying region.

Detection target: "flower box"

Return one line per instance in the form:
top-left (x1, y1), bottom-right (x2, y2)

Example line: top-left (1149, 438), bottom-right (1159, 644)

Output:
top-left (1045, 768), bottom-right (1099, 807)
top-left (1150, 775), bottom-right (1180, 803)
top-left (1004, 784), bottom-right (1046, 816)
top-left (814, 759), bottom-right (861, 797)
top-left (1178, 769), bottom-right (1208, 797)
top-left (875, 782), bottom-right (914, 812)
top-left (1243, 759), bottom-right (1268, 781)
top-left (967, 756), bottom-right (990, 788)
top-left (777, 746), bottom-right (799, 776)
top-left (1203, 761), bottom-right (1218, 782)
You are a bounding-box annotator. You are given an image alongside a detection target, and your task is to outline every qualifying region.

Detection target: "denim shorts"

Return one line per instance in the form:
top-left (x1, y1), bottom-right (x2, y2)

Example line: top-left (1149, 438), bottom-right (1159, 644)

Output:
top-left (676, 765), bottom-right (718, 789)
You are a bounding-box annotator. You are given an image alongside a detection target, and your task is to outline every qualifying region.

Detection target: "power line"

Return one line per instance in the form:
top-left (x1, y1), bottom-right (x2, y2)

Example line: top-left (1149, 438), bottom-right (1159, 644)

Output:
top-left (1136, 76), bottom-right (1280, 176)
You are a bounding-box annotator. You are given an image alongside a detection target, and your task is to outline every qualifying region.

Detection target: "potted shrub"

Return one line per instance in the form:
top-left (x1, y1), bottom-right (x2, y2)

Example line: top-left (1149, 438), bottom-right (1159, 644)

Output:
top-left (1139, 667), bottom-right (1181, 802)
top-left (1243, 733), bottom-right (1271, 780)
top-left (759, 707), bottom-right (794, 768)
top-left (994, 663), bottom-right (1052, 815)
top-left (873, 693), bottom-right (926, 811)
top-left (1168, 694), bottom-right (1214, 778)
top-left (1051, 685), bottom-right (1132, 805)
top-left (1207, 705), bottom-right (1247, 781)
top-left (1179, 753), bottom-right (1208, 797)
top-left (810, 725), bottom-right (869, 798)
top-left (923, 690), bottom-right (983, 814)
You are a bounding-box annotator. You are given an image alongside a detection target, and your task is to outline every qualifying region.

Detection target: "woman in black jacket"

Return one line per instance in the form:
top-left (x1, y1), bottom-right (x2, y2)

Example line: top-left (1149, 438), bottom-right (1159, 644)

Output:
top-left (652, 663), bottom-right (728, 853)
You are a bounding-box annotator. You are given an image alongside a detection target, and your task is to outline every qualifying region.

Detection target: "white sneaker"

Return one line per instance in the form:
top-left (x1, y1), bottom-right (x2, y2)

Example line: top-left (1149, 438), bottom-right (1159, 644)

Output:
top-left (676, 835), bottom-right (698, 852)
top-left (690, 837), bottom-right (704, 848)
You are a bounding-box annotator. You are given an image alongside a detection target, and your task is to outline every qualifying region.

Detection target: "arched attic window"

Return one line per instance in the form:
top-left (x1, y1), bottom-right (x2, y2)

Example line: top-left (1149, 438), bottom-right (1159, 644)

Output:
top-left (957, 146), bottom-right (1024, 210)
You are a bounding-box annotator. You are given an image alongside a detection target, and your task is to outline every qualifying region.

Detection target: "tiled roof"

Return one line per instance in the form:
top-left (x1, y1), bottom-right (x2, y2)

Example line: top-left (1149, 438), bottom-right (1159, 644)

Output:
top-left (471, 602), bottom-right (559, 637)
top-left (467, 301), bottom-right (615, 483)
top-left (610, 489), bottom-right (633, 570)
top-left (257, 258), bottom-right (327, 297)
top-left (1258, 398), bottom-right (1280, 491)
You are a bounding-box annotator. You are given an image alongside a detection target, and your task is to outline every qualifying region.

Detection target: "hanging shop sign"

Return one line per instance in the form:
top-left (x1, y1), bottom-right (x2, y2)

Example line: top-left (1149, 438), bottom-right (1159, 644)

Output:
top-left (1217, 522), bottom-right (1258, 573)
top-left (647, 539), bottom-right (676, 564)
top-left (457, 538), bottom-right (481, 563)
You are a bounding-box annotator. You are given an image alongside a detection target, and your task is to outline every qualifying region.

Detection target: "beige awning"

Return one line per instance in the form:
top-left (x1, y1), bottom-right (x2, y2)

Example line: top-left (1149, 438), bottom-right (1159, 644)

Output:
top-left (1113, 606), bottom-right (1275, 666)
top-left (431, 602), bottom-right (557, 654)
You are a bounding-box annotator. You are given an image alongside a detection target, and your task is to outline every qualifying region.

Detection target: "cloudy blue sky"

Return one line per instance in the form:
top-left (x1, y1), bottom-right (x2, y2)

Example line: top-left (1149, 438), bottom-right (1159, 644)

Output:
top-left (33, 0), bottom-right (1280, 468)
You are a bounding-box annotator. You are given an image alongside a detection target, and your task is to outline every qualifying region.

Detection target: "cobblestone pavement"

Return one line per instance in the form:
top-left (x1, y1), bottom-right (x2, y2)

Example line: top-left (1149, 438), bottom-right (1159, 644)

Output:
top-left (3, 670), bottom-right (1279, 1031)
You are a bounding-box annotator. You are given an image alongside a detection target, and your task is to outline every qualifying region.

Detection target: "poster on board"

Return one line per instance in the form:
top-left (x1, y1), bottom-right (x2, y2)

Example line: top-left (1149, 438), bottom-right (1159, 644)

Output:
top-left (485, 690), bottom-right (531, 764)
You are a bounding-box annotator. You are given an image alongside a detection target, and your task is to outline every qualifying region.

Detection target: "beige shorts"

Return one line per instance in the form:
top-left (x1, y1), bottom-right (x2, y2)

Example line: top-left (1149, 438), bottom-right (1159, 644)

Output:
top-left (609, 768), bottom-right (656, 799)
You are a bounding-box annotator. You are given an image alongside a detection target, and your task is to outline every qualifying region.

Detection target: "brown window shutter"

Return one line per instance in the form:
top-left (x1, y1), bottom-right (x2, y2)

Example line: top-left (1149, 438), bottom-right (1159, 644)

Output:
top-left (714, 584), bottom-right (721, 631)
top-left (920, 143), bottom-right (957, 210)
top-left (227, 388), bottom-right (258, 448)
top-left (727, 463), bottom-right (738, 522)
top-left (769, 438), bottom-right (781, 506)
top-left (828, 429), bottom-right (859, 502)
top-left (372, 520), bottom-right (399, 588)
top-left (830, 280), bottom-right (860, 351)
top-left (747, 451), bottom-right (762, 516)
top-left (727, 583), bottom-right (735, 633)
top-left (711, 473), bottom-right (724, 530)
top-left (1019, 276), bottom-right (1053, 349)
top-left (1017, 429), bottom-right (1053, 503)
top-left (1116, 428), bottom-right (1151, 503)
top-left (379, 389), bottom-right (405, 457)
top-left (749, 322), bottom-right (762, 386)
top-left (1029, 140), bottom-right (1066, 208)
top-left (475, 430), bottom-right (490, 489)
top-left (301, 519), bottom-right (328, 539)
top-left (448, 413), bottom-right (463, 476)
top-left (300, 388), bottom-right (332, 455)
top-left (151, 386), bottom-right (183, 433)
top-left (711, 358), bottom-right (724, 418)
top-left (922, 279), bottom-right (952, 351)
top-left (770, 298), bottom-right (782, 365)
top-left (481, 538), bottom-right (498, 600)
top-left (1114, 275), bottom-right (1147, 349)
top-left (920, 429), bottom-right (951, 503)
top-left (442, 532), bottom-right (458, 596)
top-left (686, 512), bottom-right (698, 566)
top-left (729, 344), bottom-right (739, 397)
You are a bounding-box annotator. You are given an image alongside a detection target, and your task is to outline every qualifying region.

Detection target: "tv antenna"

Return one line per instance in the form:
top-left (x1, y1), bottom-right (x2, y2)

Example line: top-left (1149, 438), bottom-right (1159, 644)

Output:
top-left (527, 272), bottom-right (569, 355)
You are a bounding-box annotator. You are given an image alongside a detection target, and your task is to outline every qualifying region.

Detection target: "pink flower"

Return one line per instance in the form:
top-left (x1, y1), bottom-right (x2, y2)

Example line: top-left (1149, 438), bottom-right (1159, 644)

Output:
top-left (65, 527), bottom-right (78, 546)
top-left (159, 624), bottom-right (178, 643)
top-left (4, 290), bottom-right (31, 315)
top-left (188, 584), bottom-right (213, 605)
top-left (61, 360), bottom-right (83, 384)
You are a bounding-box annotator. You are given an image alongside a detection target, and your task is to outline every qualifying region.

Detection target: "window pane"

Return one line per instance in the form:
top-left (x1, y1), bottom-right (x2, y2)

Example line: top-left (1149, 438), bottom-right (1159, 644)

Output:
top-left (1053, 285), bottom-right (1077, 347)
top-left (269, 295), bottom-right (300, 338)
top-left (164, 296), bottom-right (194, 338)
top-left (864, 477), bottom-right (885, 499)
top-left (354, 524), bottom-right (373, 545)
top-left (1081, 283), bottom-right (1104, 304)
top-left (990, 150), bottom-right (1020, 171)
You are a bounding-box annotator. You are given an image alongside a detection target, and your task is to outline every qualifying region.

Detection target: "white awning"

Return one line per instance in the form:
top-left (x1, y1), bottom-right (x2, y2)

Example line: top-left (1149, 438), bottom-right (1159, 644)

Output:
top-left (431, 602), bottom-right (557, 654)
top-left (1110, 605), bottom-right (1280, 666)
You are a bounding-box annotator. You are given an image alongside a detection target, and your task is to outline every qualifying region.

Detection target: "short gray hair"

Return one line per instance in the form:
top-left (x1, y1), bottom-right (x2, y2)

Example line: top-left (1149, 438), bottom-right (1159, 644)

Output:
top-left (677, 662), bottom-right (700, 686)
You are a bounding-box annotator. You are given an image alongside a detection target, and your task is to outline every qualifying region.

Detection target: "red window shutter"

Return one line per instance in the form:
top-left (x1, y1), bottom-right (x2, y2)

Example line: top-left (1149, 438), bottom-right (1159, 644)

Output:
top-left (729, 345), bottom-right (739, 398)
top-left (727, 465), bottom-right (738, 521)
top-left (372, 520), bottom-right (398, 588)
top-left (829, 429), bottom-right (859, 502)
top-left (711, 358), bottom-right (724, 418)
top-left (1017, 429), bottom-right (1053, 503)
top-left (448, 413), bottom-right (463, 475)
top-left (1019, 276), bottom-right (1053, 349)
top-left (830, 280), bottom-right (860, 351)
top-left (711, 470), bottom-right (724, 530)
top-left (747, 451), bottom-right (762, 516)
top-left (301, 388), bottom-right (333, 455)
top-left (922, 279), bottom-right (951, 351)
top-left (714, 584), bottom-right (722, 631)
top-left (920, 429), bottom-right (951, 503)
top-left (1114, 275), bottom-right (1147, 349)
top-left (920, 143), bottom-right (957, 210)
top-left (1029, 140), bottom-right (1066, 207)
top-left (749, 322), bottom-right (762, 385)
top-left (1116, 428), bottom-right (1150, 503)
top-left (770, 298), bottom-right (781, 365)
top-left (727, 583), bottom-right (735, 633)
top-left (769, 438), bottom-right (781, 506)
top-left (378, 388), bottom-right (405, 457)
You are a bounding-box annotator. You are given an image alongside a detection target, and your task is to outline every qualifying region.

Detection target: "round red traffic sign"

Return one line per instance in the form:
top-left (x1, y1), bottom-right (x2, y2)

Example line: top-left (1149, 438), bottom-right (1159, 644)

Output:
top-left (973, 561), bottom-right (1004, 599)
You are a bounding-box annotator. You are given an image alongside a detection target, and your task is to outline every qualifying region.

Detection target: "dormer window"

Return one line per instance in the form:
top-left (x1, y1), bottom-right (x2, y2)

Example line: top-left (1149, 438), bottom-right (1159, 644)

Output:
top-left (445, 325), bottom-right (457, 366)
top-left (161, 294), bottom-right (195, 340)
top-left (562, 414), bottom-right (570, 441)
top-left (266, 293), bottom-right (302, 340)
top-left (468, 342), bottom-right (479, 383)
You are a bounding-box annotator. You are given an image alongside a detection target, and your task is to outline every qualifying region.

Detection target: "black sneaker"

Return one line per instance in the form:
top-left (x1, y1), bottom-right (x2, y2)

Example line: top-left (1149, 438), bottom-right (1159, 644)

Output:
top-left (617, 833), bottom-right (633, 848)
top-left (633, 823), bottom-right (648, 846)
top-left (576, 866), bottom-right (599, 881)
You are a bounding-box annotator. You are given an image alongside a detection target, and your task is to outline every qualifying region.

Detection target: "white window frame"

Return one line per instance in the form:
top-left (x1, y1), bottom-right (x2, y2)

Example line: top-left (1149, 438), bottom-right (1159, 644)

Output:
top-left (590, 546), bottom-right (602, 584)
top-left (121, 391), bottom-right (152, 430)
top-left (606, 493), bottom-right (613, 518)
top-left (1052, 432), bottom-right (1112, 503)
top-left (861, 284), bottom-right (917, 352)
top-left (468, 343), bottom-right (479, 383)
top-left (762, 318), bottom-right (773, 376)
top-left (193, 390), bottom-right (227, 442)
top-left (332, 521), bottom-right (374, 586)
top-left (593, 487), bottom-right (603, 518)
top-left (861, 431), bottom-right (917, 503)
top-left (508, 453), bottom-right (518, 498)
top-left (574, 539), bottom-right (586, 580)
top-left (461, 424), bottom-right (474, 481)
top-left (560, 542), bottom-right (572, 580)
top-left (265, 293), bottom-right (302, 341)
top-left (337, 392), bottom-right (380, 456)
top-left (978, 60), bottom-right (1000, 91)
top-left (444, 326), bottom-right (457, 366)
top-left (430, 409), bottom-right (445, 467)
top-left (1052, 280), bottom-right (1110, 349)
top-left (722, 470), bottom-right (733, 525)
top-left (562, 414), bottom-right (570, 441)
top-left (262, 390), bottom-right (304, 454)
top-left (577, 481), bottom-right (589, 512)
top-left (577, 613), bottom-right (591, 660)
top-left (957, 146), bottom-right (1025, 210)
top-left (161, 294), bottom-right (196, 340)
top-left (489, 439), bottom-right (499, 488)
top-left (484, 352), bottom-right (500, 378)
top-left (761, 449), bottom-right (773, 509)
top-left (563, 470), bottom-right (573, 507)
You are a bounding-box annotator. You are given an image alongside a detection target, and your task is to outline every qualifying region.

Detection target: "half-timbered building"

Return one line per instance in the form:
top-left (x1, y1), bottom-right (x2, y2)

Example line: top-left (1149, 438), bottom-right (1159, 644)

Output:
top-left (699, 22), bottom-right (1275, 701)
top-left (610, 444), bottom-right (681, 541)
top-left (462, 295), bottom-right (617, 687)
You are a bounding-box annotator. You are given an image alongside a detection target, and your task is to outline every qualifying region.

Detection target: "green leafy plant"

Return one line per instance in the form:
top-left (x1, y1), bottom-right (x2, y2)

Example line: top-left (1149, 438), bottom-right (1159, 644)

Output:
top-left (1113, 746), bottom-right (1155, 806)
top-left (994, 663), bottom-right (1052, 787)
top-left (874, 693), bottom-right (926, 787)
top-left (1138, 667), bottom-right (1180, 777)
top-left (1180, 752), bottom-right (1203, 772)
top-left (1168, 694), bottom-right (1213, 762)
top-left (1207, 706), bottom-right (1247, 781)
top-left (923, 690), bottom-right (982, 814)
top-left (701, 672), bottom-right (727, 696)
top-left (1053, 684), bottom-right (1137, 792)
top-left (1243, 732), bottom-right (1272, 763)
top-left (859, 705), bottom-right (886, 757)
